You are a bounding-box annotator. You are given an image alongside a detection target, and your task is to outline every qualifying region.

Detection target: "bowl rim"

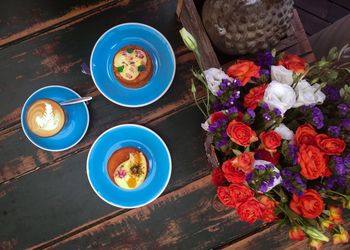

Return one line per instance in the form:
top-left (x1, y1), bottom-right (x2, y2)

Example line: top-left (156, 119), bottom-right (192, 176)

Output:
top-left (21, 85), bottom-right (90, 152)
top-left (90, 22), bottom-right (176, 108)
top-left (86, 124), bottom-right (172, 208)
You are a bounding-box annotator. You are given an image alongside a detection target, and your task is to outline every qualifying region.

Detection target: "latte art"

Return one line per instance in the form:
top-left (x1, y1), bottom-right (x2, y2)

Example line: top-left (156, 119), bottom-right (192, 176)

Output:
top-left (26, 99), bottom-right (65, 137)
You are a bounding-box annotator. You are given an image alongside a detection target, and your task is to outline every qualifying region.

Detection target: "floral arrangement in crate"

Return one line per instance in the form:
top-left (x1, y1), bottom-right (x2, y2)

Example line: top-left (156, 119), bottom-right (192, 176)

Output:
top-left (179, 28), bottom-right (350, 249)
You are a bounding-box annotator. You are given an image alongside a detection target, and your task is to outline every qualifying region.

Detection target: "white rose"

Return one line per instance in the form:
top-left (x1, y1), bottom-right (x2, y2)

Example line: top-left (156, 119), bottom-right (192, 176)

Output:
top-left (263, 81), bottom-right (296, 115)
top-left (274, 123), bottom-right (294, 140)
top-left (293, 80), bottom-right (326, 108)
top-left (203, 68), bottom-right (233, 96)
top-left (254, 160), bottom-right (282, 192)
top-left (271, 65), bottom-right (294, 85)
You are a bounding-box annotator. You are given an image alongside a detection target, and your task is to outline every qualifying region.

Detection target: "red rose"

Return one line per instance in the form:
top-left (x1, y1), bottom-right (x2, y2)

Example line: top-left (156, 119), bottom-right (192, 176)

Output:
top-left (228, 183), bottom-right (254, 208)
top-left (255, 149), bottom-right (280, 165)
top-left (243, 84), bottom-right (267, 110)
top-left (210, 111), bottom-right (227, 124)
top-left (232, 152), bottom-right (255, 174)
top-left (226, 60), bottom-right (260, 86)
top-left (278, 53), bottom-right (306, 73)
top-left (289, 226), bottom-right (305, 241)
top-left (298, 144), bottom-right (328, 180)
top-left (222, 160), bottom-right (245, 183)
top-left (259, 131), bottom-right (282, 152)
top-left (211, 168), bottom-right (227, 186)
top-left (316, 134), bottom-right (346, 156)
top-left (217, 186), bottom-right (235, 208)
top-left (236, 197), bottom-right (264, 223)
top-left (295, 123), bottom-right (317, 147)
top-left (290, 189), bottom-right (324, 219)
top-left (226, 120), bottom-right (258, 147)
top-left (259, 195), bottom-right (277, 223)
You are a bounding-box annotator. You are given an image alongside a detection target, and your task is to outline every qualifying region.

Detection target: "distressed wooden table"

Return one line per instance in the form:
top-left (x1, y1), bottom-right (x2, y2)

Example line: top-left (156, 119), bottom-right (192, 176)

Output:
top-left (1, 1), bottom-right (344, 249)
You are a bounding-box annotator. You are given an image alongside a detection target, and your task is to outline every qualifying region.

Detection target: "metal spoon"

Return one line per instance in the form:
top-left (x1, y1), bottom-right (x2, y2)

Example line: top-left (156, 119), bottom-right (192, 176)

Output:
top-left (60, 96), bottom-right (92, 106)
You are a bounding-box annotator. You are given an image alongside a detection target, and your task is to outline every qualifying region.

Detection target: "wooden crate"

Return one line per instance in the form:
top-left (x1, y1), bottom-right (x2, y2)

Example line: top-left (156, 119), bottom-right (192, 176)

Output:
top-left (176, 0), bottom-right (316, 70)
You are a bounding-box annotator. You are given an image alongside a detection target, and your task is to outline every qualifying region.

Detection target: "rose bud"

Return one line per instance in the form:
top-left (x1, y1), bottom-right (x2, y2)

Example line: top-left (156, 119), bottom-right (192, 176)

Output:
top-left (303, 226), bottom-right (329, 242)
top-left (179, 28), bottom-right (198, 52)
top-left (288, 226), bottom-right (305, 241)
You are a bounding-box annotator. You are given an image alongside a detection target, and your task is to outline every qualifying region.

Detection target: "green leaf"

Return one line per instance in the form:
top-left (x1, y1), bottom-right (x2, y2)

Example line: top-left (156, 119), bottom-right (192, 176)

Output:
top-left (137, 65), bottom-right (145, 72)
top-left (126, 48), bottom-right (134, 54)
top-left (232, 149), bottom-right (242, 156)
top-left (117, 66), bottom-right (124, 72)
top-left (191, 81), bottom-right (196, 93)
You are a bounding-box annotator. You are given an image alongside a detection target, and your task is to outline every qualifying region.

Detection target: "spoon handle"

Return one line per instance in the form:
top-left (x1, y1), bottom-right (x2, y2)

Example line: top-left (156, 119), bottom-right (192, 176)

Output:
top-left (60, 96), bottom-right (92, 106)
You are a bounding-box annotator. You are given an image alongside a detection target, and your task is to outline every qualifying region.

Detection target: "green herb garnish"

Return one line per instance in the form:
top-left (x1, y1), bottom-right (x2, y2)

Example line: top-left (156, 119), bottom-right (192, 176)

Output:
top-left (117, 66), bottom-right (124, 72)
top-left (138, 65), bottom-right (146, 72)
top-left (126, 48), bottom-right (134, 54)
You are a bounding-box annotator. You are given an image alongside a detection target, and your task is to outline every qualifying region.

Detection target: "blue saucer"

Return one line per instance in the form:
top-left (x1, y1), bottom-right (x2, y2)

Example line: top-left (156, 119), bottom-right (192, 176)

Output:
top-left (87, 124), bottom-right (172, 208)
top-left (90, 23), bottom-right (176, 107)
top-left (21, 85), bottom-right (90, 152)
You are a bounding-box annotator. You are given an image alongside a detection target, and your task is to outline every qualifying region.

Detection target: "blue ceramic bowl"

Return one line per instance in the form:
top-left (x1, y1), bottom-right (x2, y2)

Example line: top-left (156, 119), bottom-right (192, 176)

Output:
top-left (87, 124), bottom-right (172, 208)
top-left (90, 23), bottom-right (176, 107)
top-left (21, 85), bottom-right (89, 151)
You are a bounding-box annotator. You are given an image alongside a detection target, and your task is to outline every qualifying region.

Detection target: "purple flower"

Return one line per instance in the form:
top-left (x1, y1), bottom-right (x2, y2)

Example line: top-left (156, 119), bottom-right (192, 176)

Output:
top-left (232, 90), bottom-right (240, 99)
top-left (342, 118), bottom-right (350, 129)
top-left (256, 164), bottom-right (267, 170)
top-left (344, 154), bottom-right (350, 166)
top-left (288, 144), bottom-right (298, 165)
top-left (272, 108), bottom-right (282, 117)
top-left (217, 89), bottom-right (224, 97)
top-left (323, 86), bottom-right (341, 102)
top-left (233, 79), bottom-right (241, 87)
top-left (259, 181), bottom-right (268, 192)
top-left (311, 107), bottom-right (324, 129)
top-left (247, 108), bottom-right (256, 118)
top-left (328, 126), bottom-right (341, 137)
top-left (228, 106), bottom-right (238, 114)
top-left (337, 103), bottom-right (349, 115)
top-left (263, 112), bottom-right (271, 121)
top-left (281, 170), bottom-right (305, 195)
top-left (259, 69), bottom-right (270, 77)
top-left (246, 173), bottom-right (253, 182)
top-left (333, 156), bottom-right (346, 176)
top-left (261, 103), bottom-right (269, 110)
top-left (257, 51), bottom-right (274, 69)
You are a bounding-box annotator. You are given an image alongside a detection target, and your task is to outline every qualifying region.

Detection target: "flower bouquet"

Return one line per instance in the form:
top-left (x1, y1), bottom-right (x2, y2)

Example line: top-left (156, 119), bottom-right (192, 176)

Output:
top-left (180, 28), bottom-right (350, 249)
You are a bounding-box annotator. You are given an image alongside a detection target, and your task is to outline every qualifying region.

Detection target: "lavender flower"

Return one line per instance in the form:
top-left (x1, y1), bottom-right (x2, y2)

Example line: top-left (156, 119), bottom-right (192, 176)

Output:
top-left (288, 144), bottom-right (298, 165)
top-left (247, 108), bottom-right (256, 118)
top-left (328, 126), bottom-right (341, 138)
top-left (312, 106), bottom-right (324, 129)
top-left (228, 106), bottom-right (238, 114)
top-left (342, 118), bottom-right (350, 129)
top-left (257, 51), bottom-right (274, 69)
top-left (323, 86), bottom-right (341, 102)
top-left (273, 108), bottom-right (282, 117)
top-left (281, 169), bottom-right (306, 195)
top-left (261, 103), bottom-right (269, 110)
top-left (259, 69), bottom-right (270, 77)
top-left (263, 112), bottom-right (272, 121)
top-left (259, 181), bottom-right (269, 192)
top-left (344, 154), bottom-right (350, 166)
top-left (337, 103), bottom-right (349, 115)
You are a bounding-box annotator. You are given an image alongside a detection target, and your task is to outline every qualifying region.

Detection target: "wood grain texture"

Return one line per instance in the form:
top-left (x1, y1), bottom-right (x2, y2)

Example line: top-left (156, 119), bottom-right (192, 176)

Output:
top-left (45, 175), bottom-right (263, 250)
top-left (295, 0), bottom-right (350, 24)
top-left (0, 0), bottom-right (201, 184)
top-left (224, 213), bottom-right (350, 250)
top-left (0, 104), bottom-right (211, 249)
top-left (177, 0), bottom-right (220, 69)
top-left (0, 0), bottom-right (122, 47)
